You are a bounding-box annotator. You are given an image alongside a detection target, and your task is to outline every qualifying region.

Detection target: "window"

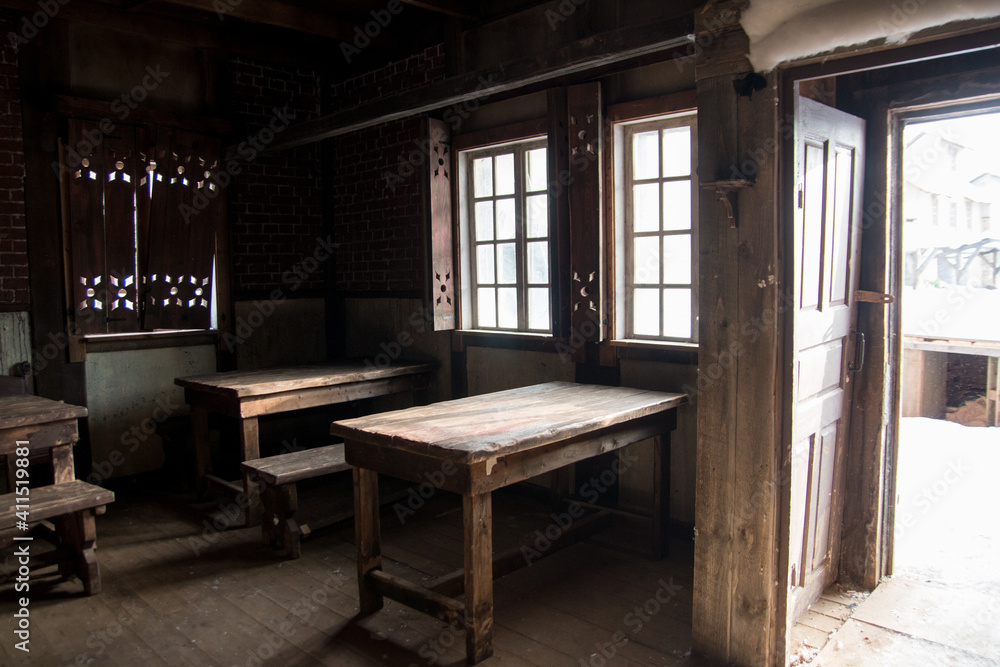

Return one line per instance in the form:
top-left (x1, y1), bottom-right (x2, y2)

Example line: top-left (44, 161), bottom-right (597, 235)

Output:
top-left (614, 112), bottom-right (698, 342)
top-left (459, 138), bottom-right (550, 333)
top-left (63, 119), bottom-right (221, 335)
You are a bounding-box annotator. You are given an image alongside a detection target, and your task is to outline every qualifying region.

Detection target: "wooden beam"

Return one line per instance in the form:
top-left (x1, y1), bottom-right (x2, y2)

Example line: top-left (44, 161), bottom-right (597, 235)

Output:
top-left (231, 18), bottom-right (694, 158)
top-left (0, 0), bottom-right (335, 63)
top-left (400, 0), bottom-right (479, 20)
top-left (161, 0), bottom-right (354, 40)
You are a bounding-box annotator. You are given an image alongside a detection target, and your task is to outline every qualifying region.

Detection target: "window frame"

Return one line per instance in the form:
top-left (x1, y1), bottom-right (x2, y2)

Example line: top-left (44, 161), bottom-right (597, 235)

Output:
top-left (457, 134), bottom-right (552, 335)
top-left (612, 109), bottom-right (699, 345)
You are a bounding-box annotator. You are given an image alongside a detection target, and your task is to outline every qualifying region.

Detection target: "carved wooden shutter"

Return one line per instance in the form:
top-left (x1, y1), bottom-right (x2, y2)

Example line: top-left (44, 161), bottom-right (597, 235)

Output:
top-left (427, 117), bottom-right (456, 330)
top-left (566, 82), bottom-right (604, 356)
top-left (67, 120), bottom-right (108, 335)
top-left (144, 129), bottom-right (219, 330)
top-left (102, 125), bottom-right (140, 333)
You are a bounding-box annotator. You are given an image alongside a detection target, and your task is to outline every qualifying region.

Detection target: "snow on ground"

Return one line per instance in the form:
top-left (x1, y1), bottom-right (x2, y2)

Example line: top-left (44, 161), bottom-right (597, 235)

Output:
top-left (894, 417), bottom-right (1000, 588)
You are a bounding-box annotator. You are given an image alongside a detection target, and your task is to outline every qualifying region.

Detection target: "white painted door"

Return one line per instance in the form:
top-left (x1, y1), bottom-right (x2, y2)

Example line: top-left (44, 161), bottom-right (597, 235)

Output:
top-left (788, 96), bottom-right (866, 624)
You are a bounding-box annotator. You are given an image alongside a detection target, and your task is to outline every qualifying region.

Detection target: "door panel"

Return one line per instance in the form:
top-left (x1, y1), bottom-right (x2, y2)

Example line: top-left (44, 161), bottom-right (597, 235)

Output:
top-left (788, 96), bottom-right (866, 627)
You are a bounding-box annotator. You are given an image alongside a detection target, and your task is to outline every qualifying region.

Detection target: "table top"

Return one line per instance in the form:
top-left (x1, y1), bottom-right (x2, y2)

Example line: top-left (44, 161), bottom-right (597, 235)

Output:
top-left (0, 394), bottom-right (88, 431)
top-left (330, 381), bottom-right (686, 464)
top-left (174, 361), bottom-right (436, 399)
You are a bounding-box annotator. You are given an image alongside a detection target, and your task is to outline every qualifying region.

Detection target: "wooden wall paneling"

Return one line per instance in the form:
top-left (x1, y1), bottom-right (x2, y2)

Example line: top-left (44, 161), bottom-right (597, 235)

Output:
top-left (102, 125), bottom-right (139, 334)
top-left (566, 82), bottom-right (604, 363)
top-left (692, 22), bottom-right (782, 667)
top-left (427, 118), bottom-right (456, 331)
top-left (732, 71), bottom-right (781, 666)
top-left (67, 120), bottom-right (108, 336)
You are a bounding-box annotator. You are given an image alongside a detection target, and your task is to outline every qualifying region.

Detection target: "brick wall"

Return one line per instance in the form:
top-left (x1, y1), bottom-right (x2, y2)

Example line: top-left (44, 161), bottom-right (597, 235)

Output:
top-left (0, 11), bottom-right (29, 306)
top-left (330, 44), bottom-right (445, 292)
top-left (229, 57), bottom-right (324, 297)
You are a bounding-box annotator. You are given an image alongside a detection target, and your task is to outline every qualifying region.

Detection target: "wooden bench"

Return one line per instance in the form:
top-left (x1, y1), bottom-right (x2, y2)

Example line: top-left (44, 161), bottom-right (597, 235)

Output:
top-left (241, 444), bottom-right (350, 559)
top-left (1, 480), bottom-right (115, 595)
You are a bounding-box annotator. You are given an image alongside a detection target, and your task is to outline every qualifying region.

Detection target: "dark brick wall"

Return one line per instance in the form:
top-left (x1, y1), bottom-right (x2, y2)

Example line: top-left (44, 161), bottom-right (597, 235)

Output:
top-left (229, 57), bottom-right (324, 297)
top-left (0, 11), bottom-right (29, 306)
top-left (330, 44), bottom-right (445, 292)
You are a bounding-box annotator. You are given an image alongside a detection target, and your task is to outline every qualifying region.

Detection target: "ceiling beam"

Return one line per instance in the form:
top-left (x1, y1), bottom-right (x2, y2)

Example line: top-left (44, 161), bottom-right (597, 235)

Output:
top-left (0, 0), bottom-right (338, 63)
top-left (399, 0), bottom-right (480, 20)
top-left (161, 0), bottom-right (354, 40)
top-left (230, 16), bottom-right (694, 158)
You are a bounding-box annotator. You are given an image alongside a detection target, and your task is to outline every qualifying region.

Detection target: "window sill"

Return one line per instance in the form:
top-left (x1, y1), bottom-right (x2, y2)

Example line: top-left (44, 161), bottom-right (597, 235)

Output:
top-left (79, 329), bottom-right (218, 356)
top-left (453, 329), bottom-right (561, 353)
top-left (608, 338), bottom-right (699, 364)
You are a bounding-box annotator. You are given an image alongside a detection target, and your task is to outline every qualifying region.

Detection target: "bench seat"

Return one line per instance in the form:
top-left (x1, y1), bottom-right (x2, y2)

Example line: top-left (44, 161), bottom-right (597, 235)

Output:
top-left (0, 480), bottom-right (114, 595)
top-left (242, 444), bottom-right (350, 558)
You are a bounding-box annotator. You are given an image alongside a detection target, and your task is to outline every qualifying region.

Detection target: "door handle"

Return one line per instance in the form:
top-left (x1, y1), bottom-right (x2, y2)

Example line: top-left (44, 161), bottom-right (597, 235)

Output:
top-left (848, 331), bottom-right (865, 372)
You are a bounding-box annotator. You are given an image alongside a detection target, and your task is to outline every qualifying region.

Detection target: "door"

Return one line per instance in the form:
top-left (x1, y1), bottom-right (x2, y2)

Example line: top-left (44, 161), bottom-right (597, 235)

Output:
top-left (787, 96), bottom-right (866, 624)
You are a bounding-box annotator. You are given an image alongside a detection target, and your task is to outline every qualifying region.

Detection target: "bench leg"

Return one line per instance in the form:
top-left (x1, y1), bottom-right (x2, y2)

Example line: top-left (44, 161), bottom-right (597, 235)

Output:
top-left (56, 510), bottom-right (101, 595)
top-left (260, 482), bottom-right (301, 559)
top-left (239, 417), bottom-right (262, 527)
top-left (464, 491), bottom-right (494, 664)
top-left (353, 466), bottom-right (383, 616)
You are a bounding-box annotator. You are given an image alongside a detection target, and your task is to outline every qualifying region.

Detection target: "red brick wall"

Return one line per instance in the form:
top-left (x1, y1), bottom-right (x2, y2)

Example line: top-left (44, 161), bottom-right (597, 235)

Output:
top-left (229, 57), bottom-right (324, 296)
top-left (0, 11), bottom-right (29, 306)
top-left (330, 44), bottom-right (445, 292)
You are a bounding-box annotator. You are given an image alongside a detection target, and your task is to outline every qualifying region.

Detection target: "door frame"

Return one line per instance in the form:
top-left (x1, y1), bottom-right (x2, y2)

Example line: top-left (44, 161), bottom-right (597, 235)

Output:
top-left (775, 29), bottom-right (1000, 664)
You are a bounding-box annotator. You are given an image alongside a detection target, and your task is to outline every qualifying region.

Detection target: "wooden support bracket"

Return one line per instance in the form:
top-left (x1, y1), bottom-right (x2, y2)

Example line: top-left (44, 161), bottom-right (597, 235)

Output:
top-left (702, 179), bottom-right (753, 228)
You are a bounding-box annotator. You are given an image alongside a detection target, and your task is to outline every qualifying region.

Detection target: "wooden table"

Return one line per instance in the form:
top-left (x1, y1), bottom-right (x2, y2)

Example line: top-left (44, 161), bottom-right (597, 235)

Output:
top-left (1, 395), bottom-right (88, 488)
top-left (330, 381), bottom-right (686, 664)
top-left (176, 361), bottom-right (435, 525)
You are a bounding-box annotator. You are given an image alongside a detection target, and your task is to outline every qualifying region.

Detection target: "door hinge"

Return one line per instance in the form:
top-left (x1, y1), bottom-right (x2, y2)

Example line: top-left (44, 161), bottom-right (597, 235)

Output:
top-left (854, 290), bottom-right (894, 304)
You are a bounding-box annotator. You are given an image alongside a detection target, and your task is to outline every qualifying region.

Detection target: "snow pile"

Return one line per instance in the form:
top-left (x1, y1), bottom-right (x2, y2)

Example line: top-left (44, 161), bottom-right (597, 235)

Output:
top-left (741, 0), bottom-right (1000, 72)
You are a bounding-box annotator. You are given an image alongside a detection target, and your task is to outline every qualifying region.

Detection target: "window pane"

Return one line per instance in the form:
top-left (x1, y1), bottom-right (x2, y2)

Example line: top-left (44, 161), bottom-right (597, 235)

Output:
top-left (662, 180), bottom-right (692, 231)
top-left (662, 235), bottom-right (691, 284)
top-left (496, 198), bottom-right (516, 240)
top-left (495, 153), bottom-right (515, 196)
top-left (663, 289), bottom-right (692, 339)
top-left (476, 244), bottom-right (495, 284)
top-left (477, 288), bottom-right (496, 328)
top-left (526, 148), bottom-right (547, 192)
top-left (527, 194), bottom-right (548, 238)
top-left (633, 288), bottom-right (660, 336)
top-left (474, 157), bottom-right (493, 197)
top-left (527, 241), bottom-right (548, 284)
top-left (497, 243), bottom-right (516, 284)
top-left (498, 287), bottom-right (518, 328)
top-left (475, 201), bottom-right (494, 241)
top-left (633, 183), bottom-right (660, 232)
top-left (662, 126), bottom-right (691, 177)
top-left (633, 236), bottom-right (660, 285)
top-left (528, 287), bottom-right (549, 330)
top-left (633, 131), bottom-right (659, 180)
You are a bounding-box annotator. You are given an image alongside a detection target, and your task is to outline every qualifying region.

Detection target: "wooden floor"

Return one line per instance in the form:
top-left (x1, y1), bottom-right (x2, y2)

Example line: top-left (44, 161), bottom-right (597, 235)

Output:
top-left (0, 475), bottom-right (720, 666)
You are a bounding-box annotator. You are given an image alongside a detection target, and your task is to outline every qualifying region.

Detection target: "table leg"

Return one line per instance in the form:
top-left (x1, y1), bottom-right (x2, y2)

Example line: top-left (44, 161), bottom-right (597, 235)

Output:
top-left (191, 406), bottom-right (211, 494)
top-left (463, 491), bottom-right (494, 664)
top-left (239, 417), bottom-right (262, 527)
top-left (353, 465), bottom-right (384, 616)
top-left (652, 434), bottom-right (671, 559)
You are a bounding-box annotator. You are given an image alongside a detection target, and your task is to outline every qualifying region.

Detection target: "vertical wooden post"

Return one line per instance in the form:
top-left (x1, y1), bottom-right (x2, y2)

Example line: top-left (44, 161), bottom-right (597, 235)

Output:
top-left (652, 409), bottom-right (677, 558)
top-left (463, 491), bottom-right (494, 664)
top-left (353, 465), bottom-right (384, 616)
top-left (239, 416), bottom-right (262, 527)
